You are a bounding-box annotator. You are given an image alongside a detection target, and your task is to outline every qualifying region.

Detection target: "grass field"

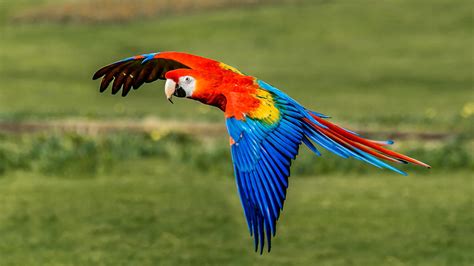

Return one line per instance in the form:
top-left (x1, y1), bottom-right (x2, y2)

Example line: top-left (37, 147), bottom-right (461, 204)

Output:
top-left (0, 162), bottom-right (472, 266)
top-left (0, 0), bottom-right (473, 265)
top-left (1, 0), bottom-right (473, 130)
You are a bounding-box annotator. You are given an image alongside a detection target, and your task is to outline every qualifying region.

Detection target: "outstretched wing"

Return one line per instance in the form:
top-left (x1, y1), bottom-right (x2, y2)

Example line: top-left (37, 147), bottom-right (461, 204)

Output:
top-left (92, 51), bottom-right (217, 96)
top-left (226, 88), bottom-right (306, 253)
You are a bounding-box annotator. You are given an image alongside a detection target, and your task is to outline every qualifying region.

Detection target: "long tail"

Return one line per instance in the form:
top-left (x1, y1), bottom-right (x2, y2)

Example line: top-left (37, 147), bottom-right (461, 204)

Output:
top-left (301, 111), bottom-right (431, 175)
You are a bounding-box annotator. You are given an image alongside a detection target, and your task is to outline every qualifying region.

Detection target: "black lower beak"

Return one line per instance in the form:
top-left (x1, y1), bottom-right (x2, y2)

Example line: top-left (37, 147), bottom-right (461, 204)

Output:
top-left (174, 86), bottom-right (186, 98)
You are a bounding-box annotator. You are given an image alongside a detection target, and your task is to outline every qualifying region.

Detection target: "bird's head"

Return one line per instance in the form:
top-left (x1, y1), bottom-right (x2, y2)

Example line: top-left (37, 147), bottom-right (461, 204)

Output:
top-left (164, 69), bottom-right (198, 103)
top-left (164, 69), bottom-right (225, 110)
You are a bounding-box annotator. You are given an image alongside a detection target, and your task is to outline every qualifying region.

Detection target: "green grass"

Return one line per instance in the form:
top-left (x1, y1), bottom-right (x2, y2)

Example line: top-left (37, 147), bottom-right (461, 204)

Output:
top-left (0, 163), bottom-right (472, 266)
top-left (0, 1), bottom-right (473, 265)
top-left (1, 131), bottom-right (473, 176)
top-left (1, 0), bottom-right (473, 130)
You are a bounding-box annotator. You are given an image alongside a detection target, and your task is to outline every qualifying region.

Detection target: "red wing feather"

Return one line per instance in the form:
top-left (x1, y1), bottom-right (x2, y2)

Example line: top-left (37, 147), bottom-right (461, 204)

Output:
top-left (309, 113), bottom-right (431, 168)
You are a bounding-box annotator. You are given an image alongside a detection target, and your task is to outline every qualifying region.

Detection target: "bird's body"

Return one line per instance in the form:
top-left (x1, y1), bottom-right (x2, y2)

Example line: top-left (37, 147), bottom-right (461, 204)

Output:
top-left (93, 51), bottom-right (430, 253)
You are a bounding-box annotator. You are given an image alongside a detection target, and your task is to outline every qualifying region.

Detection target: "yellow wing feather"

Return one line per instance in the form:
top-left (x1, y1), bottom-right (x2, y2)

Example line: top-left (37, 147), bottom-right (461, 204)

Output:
top-left (248, 89), bottom-right (280, 124)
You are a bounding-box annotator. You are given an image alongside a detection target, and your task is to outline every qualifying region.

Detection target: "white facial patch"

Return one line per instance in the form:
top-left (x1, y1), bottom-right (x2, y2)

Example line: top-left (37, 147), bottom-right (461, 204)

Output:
top-left (178, 76), bottom-right (196, 97)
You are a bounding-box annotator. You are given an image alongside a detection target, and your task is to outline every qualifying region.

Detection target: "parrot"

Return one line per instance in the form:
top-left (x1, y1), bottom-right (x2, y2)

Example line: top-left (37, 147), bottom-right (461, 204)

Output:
top-left (93, 51), bottom-right (430, 253)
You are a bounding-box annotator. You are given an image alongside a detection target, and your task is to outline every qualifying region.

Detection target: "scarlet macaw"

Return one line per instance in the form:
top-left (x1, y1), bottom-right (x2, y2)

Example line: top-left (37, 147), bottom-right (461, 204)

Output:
top-left (93, 51), bottom-right (430, 253)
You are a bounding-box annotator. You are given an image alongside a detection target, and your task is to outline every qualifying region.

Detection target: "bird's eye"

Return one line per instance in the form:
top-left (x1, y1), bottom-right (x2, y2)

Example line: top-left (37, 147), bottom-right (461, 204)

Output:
top-left (185, 76), bottom-right (191, 83)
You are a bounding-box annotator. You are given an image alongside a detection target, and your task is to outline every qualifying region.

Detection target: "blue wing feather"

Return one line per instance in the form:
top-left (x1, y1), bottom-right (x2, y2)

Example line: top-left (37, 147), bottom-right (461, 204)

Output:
top-left (226, 96), bottom-right (303, 252)
top-left (228, 79), bottom-right (417, 253)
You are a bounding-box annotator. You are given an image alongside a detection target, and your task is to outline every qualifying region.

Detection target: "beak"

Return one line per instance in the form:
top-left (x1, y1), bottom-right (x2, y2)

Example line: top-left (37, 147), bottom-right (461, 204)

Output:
top-left (165, 79), bottom-right (176, 104)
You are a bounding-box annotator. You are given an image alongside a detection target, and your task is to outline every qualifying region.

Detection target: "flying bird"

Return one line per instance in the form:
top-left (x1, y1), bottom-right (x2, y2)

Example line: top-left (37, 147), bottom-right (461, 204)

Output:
top-left (93, 51), bottom-right (430, 253)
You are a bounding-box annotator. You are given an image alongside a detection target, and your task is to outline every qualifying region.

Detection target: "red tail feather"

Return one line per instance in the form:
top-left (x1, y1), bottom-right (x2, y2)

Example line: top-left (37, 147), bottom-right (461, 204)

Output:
top-left (308, 113), bottom-right (431, 168)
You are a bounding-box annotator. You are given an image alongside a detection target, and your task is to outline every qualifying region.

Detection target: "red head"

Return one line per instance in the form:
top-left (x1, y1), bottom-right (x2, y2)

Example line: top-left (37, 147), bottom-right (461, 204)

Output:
top-left (164, 69), bottom-right (225, 109)
top-left (164, 69), bottom-right (199, 103)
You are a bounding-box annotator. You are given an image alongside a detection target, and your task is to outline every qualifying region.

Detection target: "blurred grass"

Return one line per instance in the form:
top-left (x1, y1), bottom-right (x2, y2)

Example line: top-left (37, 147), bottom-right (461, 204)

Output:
top-left (1, 0), bottom-right (473, 131)
top-left (10, 0), bottom-right (291, 24)
top-left (0, 1), bottom-right (473, 265)
top-left (0, 132), bottom-right (473, 176)
top-left (0, 166), bottom-right (472, 265)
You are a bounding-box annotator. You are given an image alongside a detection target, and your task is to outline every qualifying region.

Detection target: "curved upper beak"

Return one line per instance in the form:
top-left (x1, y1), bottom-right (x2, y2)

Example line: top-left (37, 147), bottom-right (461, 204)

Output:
top-left (165, 79), bottom-right (176, 104)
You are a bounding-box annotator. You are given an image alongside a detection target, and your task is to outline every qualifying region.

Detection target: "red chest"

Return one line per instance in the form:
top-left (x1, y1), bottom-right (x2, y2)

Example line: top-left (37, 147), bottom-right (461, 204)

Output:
top-left (192, 72), bottom-right (261, 119)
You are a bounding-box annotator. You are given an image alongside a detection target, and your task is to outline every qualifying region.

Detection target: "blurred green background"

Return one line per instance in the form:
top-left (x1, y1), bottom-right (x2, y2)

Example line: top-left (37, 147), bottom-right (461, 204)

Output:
top-left (0, 0), bottom-right (473, 265)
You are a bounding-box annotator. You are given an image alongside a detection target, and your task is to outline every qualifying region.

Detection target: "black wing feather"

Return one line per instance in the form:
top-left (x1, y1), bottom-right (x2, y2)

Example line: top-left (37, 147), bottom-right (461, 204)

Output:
top-left (93, 54), bottom-right (190, 97)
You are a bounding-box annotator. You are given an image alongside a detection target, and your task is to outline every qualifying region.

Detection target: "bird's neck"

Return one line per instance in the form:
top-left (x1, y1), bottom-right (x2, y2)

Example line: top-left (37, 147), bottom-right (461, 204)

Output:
top-left (194, 93), bottom-right (227, 112)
